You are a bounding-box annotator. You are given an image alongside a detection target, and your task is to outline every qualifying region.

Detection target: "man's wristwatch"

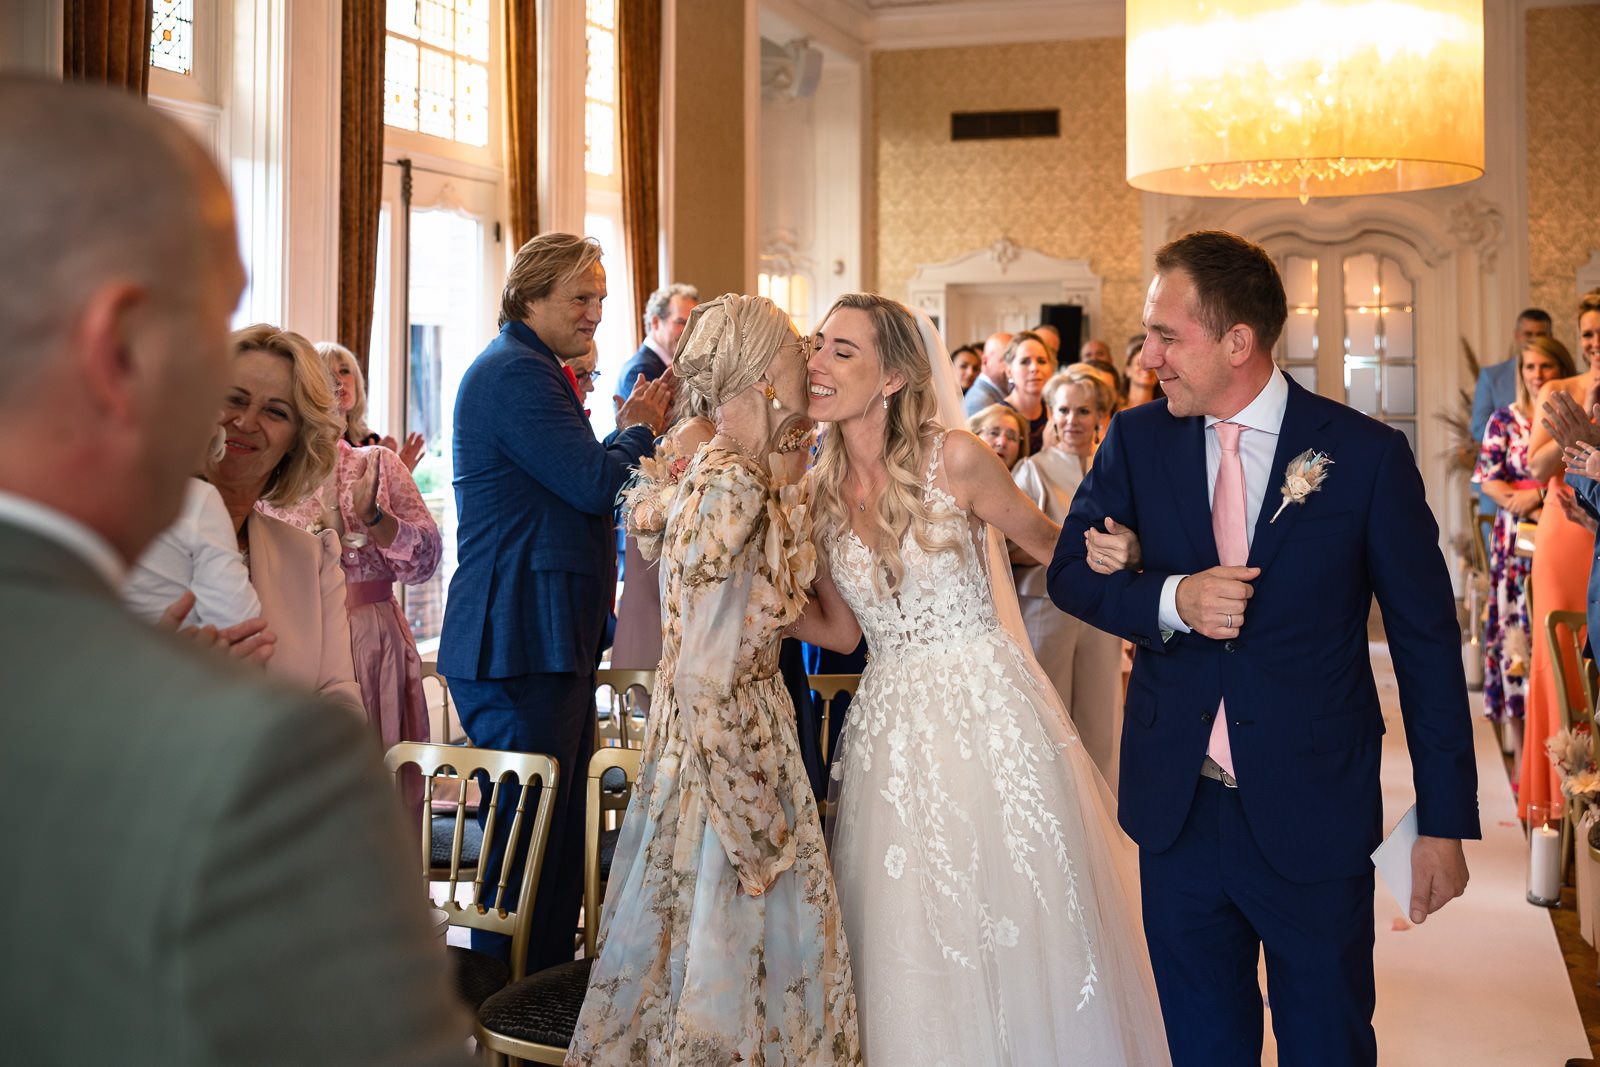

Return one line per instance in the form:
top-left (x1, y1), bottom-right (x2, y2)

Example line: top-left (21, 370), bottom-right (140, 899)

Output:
top-left (366, 504), bottom-right (385, 526)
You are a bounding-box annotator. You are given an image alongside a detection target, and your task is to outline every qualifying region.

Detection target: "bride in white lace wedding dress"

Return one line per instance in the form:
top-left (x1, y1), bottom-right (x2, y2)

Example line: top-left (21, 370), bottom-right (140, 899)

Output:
top-left (792, 295), bottom-right (1170, 1066)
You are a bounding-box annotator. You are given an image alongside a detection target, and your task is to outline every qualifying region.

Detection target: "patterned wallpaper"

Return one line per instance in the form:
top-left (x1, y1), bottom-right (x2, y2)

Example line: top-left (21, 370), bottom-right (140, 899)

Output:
top-left (872, 38), bottom-right (1143, 352)
top-left (1526, 5), bottom-right (1600, 351)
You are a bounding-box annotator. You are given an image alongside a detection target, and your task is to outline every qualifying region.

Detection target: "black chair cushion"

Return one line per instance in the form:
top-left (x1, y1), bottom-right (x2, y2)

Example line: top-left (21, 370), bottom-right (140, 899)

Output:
top-left (450, 945), bottom-right (511, 1012)
top-left (598, 827), bottom-right (621, 883)
top-left (430, 815), bottom-right (483, 868)
top-left (600, 765), bottom-right (627, 792)
top-left (477, 958), bottom-right (596, 1048)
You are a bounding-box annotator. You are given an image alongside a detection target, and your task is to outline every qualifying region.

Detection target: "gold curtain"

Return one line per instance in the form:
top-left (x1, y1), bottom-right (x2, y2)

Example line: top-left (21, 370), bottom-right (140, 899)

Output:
top-left (337, 0), bottom-right (384, 376)
top-left (618, 0), bottom-right (662, 349)
top-left (505, 0), bottom-right (540, 253)
top-left (64, 0), bottom-right (152, 95)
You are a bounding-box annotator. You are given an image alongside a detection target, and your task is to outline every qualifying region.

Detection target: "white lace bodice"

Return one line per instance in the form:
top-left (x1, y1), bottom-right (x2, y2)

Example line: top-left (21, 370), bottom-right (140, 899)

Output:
top-left (829, 433), bottom-right (1003, 662)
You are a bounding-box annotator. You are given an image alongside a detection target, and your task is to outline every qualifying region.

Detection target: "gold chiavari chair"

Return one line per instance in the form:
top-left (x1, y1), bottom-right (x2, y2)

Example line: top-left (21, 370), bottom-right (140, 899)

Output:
top-left (473, 746), bottom-right (643, 1064)
top-left (384, 742), bottom-right (559, 1014)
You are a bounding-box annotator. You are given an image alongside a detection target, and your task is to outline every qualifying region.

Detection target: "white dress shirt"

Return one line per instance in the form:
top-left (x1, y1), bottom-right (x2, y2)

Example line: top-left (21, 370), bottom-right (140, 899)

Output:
top-left (0, 489), bottom-right (125, 589)
top-left (1158, 368), bottom-right (1289, 633)
top-left (124, 478), bottom-right (262, 628)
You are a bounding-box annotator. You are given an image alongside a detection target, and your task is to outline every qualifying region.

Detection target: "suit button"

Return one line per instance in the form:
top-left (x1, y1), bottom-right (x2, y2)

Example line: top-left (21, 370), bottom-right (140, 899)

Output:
top-left (1200, 711), bottom-right (1214, 724)
top-left (1224, 640), bottom-right (1237, 652)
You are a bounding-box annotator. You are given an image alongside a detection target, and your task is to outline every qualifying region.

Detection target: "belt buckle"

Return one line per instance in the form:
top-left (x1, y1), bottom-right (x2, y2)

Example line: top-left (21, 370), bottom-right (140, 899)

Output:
top-left (1201, 756), bottom-right (1238, 789)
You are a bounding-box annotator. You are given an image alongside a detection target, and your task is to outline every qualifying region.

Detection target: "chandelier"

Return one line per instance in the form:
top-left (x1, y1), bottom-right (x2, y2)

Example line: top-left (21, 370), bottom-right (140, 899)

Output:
top-left (1125, 0), bottom-right (1485, 203)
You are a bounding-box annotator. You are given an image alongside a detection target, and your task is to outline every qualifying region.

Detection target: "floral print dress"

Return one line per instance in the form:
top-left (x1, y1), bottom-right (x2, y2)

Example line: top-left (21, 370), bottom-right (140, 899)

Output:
top-left (566, 444), bottom-right (859, 1066)
top-left (1473, 405), bottom-right (1536, 722)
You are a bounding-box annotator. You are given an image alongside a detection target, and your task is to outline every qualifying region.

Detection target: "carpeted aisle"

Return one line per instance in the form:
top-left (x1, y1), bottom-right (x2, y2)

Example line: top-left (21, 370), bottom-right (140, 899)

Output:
top-left (1260, 642), bottom-right (1590, 1065)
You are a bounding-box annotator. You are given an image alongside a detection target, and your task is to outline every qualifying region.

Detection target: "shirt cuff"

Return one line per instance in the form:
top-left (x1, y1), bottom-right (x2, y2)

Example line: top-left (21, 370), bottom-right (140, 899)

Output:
top-left (1159, 573), bottom-right (1191, 635)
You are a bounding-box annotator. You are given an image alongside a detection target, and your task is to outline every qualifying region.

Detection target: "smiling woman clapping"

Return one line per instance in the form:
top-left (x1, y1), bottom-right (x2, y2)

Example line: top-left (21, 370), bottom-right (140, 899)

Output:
top-left (205, 324), bottom-right (362, 711)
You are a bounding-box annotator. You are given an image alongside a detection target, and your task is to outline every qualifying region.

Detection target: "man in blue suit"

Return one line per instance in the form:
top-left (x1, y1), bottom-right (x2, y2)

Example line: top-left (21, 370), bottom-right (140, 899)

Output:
top-left (614, 281), bottom-right (698, 403)
top-left (1470, 308), bottom-right (1552, 514)
top-left (1048, 231), bottom-right (1478, 1066)
top-left (440, 233), bottom-right (672, 971)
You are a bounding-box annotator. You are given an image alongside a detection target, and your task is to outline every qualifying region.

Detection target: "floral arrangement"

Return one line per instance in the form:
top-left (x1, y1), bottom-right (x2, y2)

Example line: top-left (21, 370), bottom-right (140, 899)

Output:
top-left (1270, 449), bottom-right (1334, 523)
top-left (619, 438), bottom-right (697, 562)
top-left (1547, 726), bottom-right (1600, 807)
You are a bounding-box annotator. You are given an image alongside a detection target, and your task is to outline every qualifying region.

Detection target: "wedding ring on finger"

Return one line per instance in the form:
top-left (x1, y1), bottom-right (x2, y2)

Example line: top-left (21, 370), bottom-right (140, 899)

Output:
top-left (1226, 614), bottom-right (1233, 628)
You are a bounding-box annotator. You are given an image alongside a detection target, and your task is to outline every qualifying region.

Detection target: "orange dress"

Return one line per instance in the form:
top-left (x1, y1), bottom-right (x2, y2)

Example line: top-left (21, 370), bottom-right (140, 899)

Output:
top-left (1519, 474), bottom-right (1595, 818)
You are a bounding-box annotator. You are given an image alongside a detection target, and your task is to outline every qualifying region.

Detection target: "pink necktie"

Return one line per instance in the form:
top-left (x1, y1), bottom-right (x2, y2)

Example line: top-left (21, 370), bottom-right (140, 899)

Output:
top-left (1209, 421), bottom-right (1247, 780)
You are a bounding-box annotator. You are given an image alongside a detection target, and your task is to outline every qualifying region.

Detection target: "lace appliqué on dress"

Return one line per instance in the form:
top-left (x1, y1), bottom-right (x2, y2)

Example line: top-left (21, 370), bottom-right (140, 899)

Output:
top-left (829, 433), bottom-right (1101, 1019)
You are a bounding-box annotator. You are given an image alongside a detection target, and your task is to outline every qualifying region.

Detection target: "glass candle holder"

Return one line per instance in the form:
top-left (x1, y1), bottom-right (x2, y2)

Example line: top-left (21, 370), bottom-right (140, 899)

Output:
top-left (1528, 803), bottom-right (1563, 907)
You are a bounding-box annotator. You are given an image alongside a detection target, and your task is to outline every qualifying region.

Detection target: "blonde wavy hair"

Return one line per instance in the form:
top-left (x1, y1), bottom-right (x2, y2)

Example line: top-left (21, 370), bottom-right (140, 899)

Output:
top-left (315, 341), bottom-right (372, 445)
top-left (228, 324), bottom-right (343, 507)
top-left (811, 293), bottom-right (961, 592)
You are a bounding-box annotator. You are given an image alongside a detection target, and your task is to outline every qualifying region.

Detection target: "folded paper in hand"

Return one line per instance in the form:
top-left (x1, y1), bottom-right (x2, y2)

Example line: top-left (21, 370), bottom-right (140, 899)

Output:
top-left (1371, 804), bottom-right (1418, 913)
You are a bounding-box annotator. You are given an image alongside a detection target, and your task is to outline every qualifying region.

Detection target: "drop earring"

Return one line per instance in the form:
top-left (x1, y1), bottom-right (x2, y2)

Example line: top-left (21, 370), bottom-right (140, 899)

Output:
top-left (882, 394), bottom-right (889, 410)
top-left (764, 381), bottom-right (780, 409)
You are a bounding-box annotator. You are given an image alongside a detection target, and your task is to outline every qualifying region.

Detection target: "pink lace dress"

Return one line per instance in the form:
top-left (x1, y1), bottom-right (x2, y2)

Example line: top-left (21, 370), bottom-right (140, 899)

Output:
top-left (261, 440), bottom-right (442, 750)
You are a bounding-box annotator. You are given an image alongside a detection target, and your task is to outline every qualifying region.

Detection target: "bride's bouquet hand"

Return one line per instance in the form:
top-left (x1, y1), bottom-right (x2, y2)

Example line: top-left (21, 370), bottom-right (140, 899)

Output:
top-left (1085, 517), bottom-right (1142, 573)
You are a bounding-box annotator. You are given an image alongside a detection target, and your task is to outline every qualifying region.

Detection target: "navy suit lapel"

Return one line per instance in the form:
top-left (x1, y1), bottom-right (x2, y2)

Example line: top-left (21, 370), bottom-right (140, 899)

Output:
top-left (1248, 377), bottom-right (1334, 575)
top-left (1158, 411), bottom-right (1218, 567)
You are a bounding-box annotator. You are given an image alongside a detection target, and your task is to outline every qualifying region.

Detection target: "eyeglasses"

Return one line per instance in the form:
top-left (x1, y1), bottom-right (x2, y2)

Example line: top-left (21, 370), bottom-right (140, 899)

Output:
top-left (575, 369), bottom-right (600, 383)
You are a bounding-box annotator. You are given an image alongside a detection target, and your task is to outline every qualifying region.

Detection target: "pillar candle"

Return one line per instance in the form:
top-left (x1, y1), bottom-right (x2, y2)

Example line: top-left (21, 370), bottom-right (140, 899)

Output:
top-left (1531, 824), bottom-right (1562, 903)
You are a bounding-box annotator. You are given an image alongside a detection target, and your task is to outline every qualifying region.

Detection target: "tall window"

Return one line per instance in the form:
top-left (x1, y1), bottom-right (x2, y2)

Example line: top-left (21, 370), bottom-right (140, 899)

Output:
top-left (585, 1), bottom-right (618, 182)
top-left (378, 0), bottom-right (504, 649)
top-left (584, 0), bottom-right (630, 439)
top-left (385, 0), bottom-right (491, 148)
top-left (149, 0), bottom-right (194, 74)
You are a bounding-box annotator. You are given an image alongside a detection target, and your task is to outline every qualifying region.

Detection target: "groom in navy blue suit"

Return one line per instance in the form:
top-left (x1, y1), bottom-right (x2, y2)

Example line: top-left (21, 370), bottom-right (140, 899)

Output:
top-left (1048, 231), bottom-right (1479, 1065)
top-left (439, 233), bottom-right (672, 972)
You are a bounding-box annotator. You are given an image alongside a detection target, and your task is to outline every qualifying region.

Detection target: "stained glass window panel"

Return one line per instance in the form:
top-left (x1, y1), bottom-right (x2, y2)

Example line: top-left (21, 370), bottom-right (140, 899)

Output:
top-left (586, 102), bottom-right (616, 177)
top-left (149, 0), bottom-right (194, 75)
top-left (587, 0), bottom-right (616, 30)
top-left (386, 0), bottom-right (491, 147)
top-left (419, 47), bottom-right (454, 140)
top-left (586, 27), bottom-right (616, 103)
top-left (418, 0), bottom-right (453, 49)
top-left (387, 0), bottom-right (418, 37)
top-left (457, 0), bottom-right (490, 62)
top-left (385, 37), bottom-right (420, 131)
top-left (456, 58), bottom-right (489, 148)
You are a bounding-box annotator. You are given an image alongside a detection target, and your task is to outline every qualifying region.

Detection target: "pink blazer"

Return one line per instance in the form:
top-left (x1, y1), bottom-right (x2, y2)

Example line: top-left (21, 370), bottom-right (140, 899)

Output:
top-left (245, 511), bottom-right (363, 713)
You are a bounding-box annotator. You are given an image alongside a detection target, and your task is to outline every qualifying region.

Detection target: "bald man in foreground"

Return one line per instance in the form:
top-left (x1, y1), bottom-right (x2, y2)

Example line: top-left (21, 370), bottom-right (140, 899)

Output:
top-left (0, 78), bottom-right (469, 1065)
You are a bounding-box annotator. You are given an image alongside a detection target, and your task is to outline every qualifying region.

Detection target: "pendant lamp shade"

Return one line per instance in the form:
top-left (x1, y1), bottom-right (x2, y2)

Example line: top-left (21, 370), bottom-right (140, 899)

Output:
top-left (1125, 0), bottom-right (1485, 202)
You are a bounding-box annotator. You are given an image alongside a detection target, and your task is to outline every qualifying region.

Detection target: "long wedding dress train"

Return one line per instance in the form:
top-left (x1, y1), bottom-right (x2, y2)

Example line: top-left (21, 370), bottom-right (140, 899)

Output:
top-left (827, 432), bottom-right (1170, 1066)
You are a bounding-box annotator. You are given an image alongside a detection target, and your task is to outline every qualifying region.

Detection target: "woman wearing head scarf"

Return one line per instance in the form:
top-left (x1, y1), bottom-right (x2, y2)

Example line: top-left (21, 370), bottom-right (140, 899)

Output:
top-left (566, 295), bottom-right (860, 1066)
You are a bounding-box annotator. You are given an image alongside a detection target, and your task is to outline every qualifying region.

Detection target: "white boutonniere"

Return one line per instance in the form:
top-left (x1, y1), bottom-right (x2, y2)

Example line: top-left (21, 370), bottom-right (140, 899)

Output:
top-left (1270, 449), bottom-right (1334, 523)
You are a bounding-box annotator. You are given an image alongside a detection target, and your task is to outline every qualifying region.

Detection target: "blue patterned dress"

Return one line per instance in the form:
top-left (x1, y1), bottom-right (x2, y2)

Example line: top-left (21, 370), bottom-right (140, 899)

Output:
top-left (1473, 405), bottom-right (1536, 722)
